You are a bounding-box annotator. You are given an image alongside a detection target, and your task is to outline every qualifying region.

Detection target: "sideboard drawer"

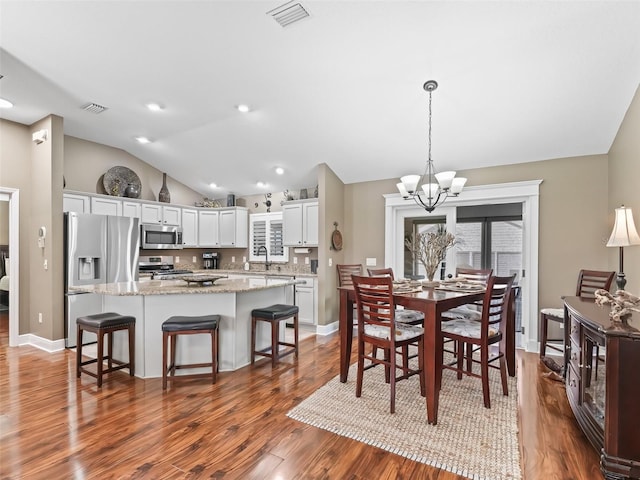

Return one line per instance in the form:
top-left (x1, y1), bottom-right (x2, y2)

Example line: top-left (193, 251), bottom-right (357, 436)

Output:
top-left (569, 315), bottom-right (581, 344)
top-left (569, 337), bottom-right (581, 372)
top-left (566, 362), bottom-right (581, 405)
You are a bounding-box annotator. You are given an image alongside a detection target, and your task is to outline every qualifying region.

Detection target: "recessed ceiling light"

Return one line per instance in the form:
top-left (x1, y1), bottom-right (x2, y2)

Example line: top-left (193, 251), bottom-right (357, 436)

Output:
top-left (209, 183), bottom-right (217, 188)
top-left (236, 104), bottom-right (250, 113)
top-left (135, 136), bottom-right (152, 144)
top-left (275, 167), bottom-right (284, 175)
top-left (0, 97), bottom-right (14, 109)
top-left (146, 103), bottom-right (164, 112)
top-left (257, 181), bottom-right (267, 188)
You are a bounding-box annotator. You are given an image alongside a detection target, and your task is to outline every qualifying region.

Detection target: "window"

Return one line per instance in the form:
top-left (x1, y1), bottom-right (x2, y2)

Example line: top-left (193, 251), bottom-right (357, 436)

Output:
top-left (249, 212), bottom-right (289, 263)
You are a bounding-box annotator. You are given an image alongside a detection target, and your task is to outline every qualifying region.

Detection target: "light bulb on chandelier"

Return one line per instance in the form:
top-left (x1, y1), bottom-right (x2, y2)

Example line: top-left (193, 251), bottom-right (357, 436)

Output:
top-left (397, 80), bottom-right (466, 213)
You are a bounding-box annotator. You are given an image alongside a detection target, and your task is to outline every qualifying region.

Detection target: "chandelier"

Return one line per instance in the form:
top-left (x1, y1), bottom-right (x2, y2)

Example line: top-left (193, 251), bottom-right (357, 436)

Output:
top-left (397, 80), bottom-right (466, 213)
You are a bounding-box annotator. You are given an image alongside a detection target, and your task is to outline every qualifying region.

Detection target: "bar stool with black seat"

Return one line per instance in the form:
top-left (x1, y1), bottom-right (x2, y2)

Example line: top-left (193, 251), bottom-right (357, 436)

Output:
top-left (251, 304), bottom-right (299, 367)
top-left (162, 314), bottom-right (220, 389)
top-left (76, 312), bottom-right (135, 388)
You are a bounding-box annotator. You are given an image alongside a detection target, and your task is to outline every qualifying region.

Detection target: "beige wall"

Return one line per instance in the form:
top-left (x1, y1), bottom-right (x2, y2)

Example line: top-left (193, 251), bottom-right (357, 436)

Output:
top-left (0, 119), bottom-right (34, 335)
top-left (318, 163), bottom-right (345, 326)
top-left (0, 201), bottom-right (8, 244)
top-left (64, 136), bottom-right (202, 207)
top-left (608, 85), bottom-right (640, 293)
top-left (29, 115), bottom-right (65, 340)
top-left (343, 154), bottom-right (610, 328)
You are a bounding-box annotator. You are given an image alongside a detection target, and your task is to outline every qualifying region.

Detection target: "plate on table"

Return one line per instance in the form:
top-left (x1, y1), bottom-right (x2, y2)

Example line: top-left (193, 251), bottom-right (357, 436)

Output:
top-left (437, 282), bottom-right (485, 293)
top-left (175, 274), bottom-right (227, 286)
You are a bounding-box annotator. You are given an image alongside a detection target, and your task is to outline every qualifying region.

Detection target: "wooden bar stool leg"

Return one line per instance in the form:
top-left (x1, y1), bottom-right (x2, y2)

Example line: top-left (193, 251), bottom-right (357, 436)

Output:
top-left (294, 313), bottom-right (299, 358)
top-left (76, 324), bottom-right (83, 378)
top-left (129, 324), bottom-right (135, 376)
top-left (96, 329), bottom-right (104, 388)
top-left (162, 331), bottom-right (168, 390)
top-left (170, 334), bottom-right (178, 377)
top-left (540, 312), bottom-right (548, 358)
top-left (272, 320), bottom-right (279, 367)
top-left (251, 316), bottom-right (257, 364)
top-left (211, 329), bottom-right (217, 384)
top-left (107, 331), bottom-right (114, 370)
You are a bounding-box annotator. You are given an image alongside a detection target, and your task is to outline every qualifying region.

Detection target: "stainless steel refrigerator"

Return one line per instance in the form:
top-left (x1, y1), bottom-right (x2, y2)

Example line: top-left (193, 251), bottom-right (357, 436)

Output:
top-left (64, 212), bottom-right (140, 347)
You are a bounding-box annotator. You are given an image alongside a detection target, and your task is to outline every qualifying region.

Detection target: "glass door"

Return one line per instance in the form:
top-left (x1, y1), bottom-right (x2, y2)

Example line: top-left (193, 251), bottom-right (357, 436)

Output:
top-left (455, 203), bottom-right (524, 334)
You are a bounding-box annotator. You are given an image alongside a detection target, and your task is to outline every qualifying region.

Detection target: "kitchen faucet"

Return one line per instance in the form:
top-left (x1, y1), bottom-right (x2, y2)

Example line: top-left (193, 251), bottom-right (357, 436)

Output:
top-left (256, 245), bottom-right (271, 271)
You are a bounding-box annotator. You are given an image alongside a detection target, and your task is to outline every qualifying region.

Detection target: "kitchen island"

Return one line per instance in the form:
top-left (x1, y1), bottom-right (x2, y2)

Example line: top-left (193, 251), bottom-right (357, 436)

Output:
top-left (71, 276), bottom-right (301, 377)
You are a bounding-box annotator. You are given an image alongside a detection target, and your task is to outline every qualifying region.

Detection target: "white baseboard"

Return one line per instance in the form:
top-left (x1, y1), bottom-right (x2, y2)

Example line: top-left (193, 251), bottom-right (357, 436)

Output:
top-left (18, 334), bottom-right (66, 353)
top-left (315, 321), bottom-right (338, 336)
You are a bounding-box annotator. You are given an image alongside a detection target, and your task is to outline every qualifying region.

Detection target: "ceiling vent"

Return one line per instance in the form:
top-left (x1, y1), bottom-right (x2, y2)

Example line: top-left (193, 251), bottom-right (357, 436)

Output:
top-left (81, 102), bottom-right (108, 114)
top-left (267, 2), bottom-right (310, 27)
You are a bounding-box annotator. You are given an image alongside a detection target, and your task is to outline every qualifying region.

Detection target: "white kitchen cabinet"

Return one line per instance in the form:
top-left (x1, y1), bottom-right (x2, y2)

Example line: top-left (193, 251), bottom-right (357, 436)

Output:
top-left (198, 208), bottom-right (248, 248)
top-left (141, 204), bottom-right (181, 226)
top-left (219, 208), bottom-right (248, 248)
top-left (181, 208), bottom-right (198, 247)
top-left (63, 193), bottom-right (91, 213)
top-left (295, 277), bottom-right (317, 325)
top-left (91, 196), bottom-right (122, 216)
top-left (198, 210), bottom-right (220, 247)
top-left (122, 201), bottom-right (141, 218)
top-left (283, 200), bottom-right (319, 247)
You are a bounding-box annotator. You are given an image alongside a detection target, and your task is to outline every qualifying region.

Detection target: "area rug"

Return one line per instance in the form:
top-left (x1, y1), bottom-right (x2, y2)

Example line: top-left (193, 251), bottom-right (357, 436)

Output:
top-left (287, 356), bottom-right (521, 480)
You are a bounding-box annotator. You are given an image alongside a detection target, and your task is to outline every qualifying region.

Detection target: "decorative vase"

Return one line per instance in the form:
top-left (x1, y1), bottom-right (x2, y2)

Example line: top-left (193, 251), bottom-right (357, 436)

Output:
top-left (158, 173), bottom-right (170, 203)
top-left (124, 183), bottom-right (139, 198)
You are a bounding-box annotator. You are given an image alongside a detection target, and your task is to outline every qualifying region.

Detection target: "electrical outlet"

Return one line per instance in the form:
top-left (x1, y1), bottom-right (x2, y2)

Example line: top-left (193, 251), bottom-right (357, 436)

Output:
top-left (43, 259), bottom-right (48, 270)
top-left (305, 257), bottom-right (310, 265)
top-left (175, 256), bottom-right (180, 263)
top-left (243, 256), bottom-right (247, 263)
top-left (328, 258), bottom-right (333, 267)
top-left (366, 257), bottom-right (377, 266)
top-left (231, 256), bottom-right (235, 263)
top-left (38, 313), bottom-right (43, 324)
top-left (192, 256), bottom-right (197, 263)
top-left (293, 257), bottom-right (298, 264)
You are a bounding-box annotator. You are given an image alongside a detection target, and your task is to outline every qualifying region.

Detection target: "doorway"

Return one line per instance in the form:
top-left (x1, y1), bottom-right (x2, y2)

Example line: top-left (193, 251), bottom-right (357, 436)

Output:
top-left (0, 188), bottom-right (19, 347)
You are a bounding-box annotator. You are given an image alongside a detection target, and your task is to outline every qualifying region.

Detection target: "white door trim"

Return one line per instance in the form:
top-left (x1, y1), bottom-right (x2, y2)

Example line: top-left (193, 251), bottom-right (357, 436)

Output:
top-left (384, 180), bottom-right (542, 353)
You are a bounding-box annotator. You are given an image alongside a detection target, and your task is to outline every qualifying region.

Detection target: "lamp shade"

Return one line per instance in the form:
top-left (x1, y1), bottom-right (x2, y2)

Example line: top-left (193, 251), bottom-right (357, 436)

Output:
top-left (400, 175), bottom-right (421, 194)
top-left (606, 206), bottom-right (640, 247)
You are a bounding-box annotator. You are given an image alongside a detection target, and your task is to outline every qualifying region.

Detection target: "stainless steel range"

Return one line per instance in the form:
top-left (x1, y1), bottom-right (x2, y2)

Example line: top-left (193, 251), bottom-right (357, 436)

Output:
top-left (139, 255), bottom-right (192, 279)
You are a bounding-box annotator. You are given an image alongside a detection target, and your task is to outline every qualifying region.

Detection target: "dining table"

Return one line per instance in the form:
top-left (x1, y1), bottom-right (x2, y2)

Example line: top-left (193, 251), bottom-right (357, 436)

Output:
top-left (338, 283), bottom-right (517, 425)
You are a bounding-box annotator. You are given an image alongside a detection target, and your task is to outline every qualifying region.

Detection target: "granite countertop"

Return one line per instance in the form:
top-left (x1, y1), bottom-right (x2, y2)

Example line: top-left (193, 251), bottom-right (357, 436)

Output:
top-left (192, 269), bottom-right (317, 278)
top-left (70, 276), bottom-right (303, 296)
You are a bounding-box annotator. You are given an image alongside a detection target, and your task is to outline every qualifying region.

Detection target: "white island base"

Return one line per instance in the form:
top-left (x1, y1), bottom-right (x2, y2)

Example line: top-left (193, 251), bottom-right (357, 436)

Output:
top-left (100, 282), bottom-right (292, 378)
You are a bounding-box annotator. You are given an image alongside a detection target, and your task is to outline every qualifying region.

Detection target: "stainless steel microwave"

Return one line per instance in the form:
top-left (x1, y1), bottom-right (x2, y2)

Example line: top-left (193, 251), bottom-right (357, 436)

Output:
top-left (140, 224), bottom-right (183, 249)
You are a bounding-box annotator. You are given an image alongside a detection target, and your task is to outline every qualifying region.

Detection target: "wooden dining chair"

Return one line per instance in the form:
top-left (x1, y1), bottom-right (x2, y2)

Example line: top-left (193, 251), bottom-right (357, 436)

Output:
top-left (442, 267), bottom-right (493, 322)
top-left (366, 266), bottom-right (425, 373)
top-left (352, 275), bottom-right (425, 413)
top-left (337, 264), bottom-right (363, 287)
top-left (539, 269), bottom-right (615, 358)
top-left (441, 274), bottom-right (515, 408)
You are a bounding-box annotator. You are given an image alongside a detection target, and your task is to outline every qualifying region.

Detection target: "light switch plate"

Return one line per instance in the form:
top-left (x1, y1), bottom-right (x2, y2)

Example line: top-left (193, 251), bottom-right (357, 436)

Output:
top-left (366, 257), bottom-right (377, 266)
top-left (305, 257), bottom-right (309, 264)
top-left (231, 256), bottom-right (235, 263)
top-left (293, 257), bottom-right (298, 264)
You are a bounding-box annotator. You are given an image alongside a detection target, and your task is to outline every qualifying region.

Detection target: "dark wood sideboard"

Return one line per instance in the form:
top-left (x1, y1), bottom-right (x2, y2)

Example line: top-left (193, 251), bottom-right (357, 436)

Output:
top-left (564, 296), bottom-right (640, 480)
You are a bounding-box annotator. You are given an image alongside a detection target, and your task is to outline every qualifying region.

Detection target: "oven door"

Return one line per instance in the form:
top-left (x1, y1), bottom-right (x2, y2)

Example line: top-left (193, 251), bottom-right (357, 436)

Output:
top-left (141, 224), bottom-right (183, 249)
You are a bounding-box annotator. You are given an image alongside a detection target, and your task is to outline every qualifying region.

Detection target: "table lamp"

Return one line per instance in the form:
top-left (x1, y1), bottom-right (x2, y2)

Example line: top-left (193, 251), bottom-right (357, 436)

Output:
top-left (606, 205), bottom-right (640, 290)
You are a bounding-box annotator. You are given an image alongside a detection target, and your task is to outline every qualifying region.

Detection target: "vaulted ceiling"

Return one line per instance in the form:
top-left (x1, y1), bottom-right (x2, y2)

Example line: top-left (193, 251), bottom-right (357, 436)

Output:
top-left (1, 1), bottom-right (639, 197)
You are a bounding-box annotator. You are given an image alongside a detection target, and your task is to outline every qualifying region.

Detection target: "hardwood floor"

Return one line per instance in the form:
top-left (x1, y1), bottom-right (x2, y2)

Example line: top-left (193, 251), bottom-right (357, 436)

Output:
top-left (0, 311), bottom-right (601, 479)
